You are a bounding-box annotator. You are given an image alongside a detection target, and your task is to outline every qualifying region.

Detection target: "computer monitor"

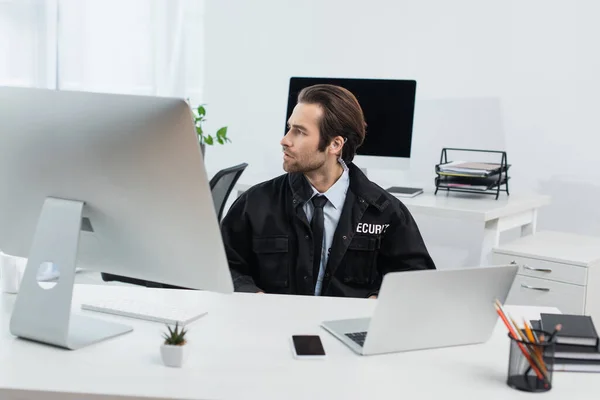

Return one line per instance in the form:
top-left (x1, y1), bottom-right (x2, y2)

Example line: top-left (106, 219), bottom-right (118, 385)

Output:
top-left (285, 77), bottom-right (417, 171)
top-left (0, 86), bottom-right (233, 349)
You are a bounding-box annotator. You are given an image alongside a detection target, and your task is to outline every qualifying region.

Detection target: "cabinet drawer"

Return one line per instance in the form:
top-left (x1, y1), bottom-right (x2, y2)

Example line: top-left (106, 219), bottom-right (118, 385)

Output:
top-left (505, 275), bottom-right (585, 315)
top-left (493, 253), bottom-right (587, 286)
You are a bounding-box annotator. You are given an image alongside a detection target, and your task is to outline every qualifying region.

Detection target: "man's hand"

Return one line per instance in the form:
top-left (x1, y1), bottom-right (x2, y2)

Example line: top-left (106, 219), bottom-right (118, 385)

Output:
top-left (369, 295), bottom-right (377, 299)
top-left (257, 291), bottom-right (265, 294)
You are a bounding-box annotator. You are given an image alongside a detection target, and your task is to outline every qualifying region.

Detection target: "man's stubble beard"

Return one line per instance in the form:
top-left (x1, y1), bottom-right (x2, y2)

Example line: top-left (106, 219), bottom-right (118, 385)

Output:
top-left (283, 154), bottom-right (327, 174)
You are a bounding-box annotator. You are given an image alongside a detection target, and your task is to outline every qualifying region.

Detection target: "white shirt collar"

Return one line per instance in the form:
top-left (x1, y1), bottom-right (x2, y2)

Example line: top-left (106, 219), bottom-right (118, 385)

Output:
top-left (308, 159), bottom-right (350, 210)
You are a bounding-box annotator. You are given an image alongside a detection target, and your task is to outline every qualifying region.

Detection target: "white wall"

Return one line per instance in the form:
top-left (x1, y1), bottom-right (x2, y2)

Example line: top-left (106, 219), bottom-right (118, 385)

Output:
top-left (203, 0), bottom-right (600, 264)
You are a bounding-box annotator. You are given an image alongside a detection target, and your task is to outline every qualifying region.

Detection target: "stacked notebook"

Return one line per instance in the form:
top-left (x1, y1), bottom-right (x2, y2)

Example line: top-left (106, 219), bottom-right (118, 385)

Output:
top-left (531, 314), bottom-right (600, 372)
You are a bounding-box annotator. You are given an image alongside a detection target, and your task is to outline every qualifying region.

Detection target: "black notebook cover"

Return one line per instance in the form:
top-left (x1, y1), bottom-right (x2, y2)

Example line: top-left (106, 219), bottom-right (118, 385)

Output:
top-left (387, 186), bottom-right (422, 195)
top-left (532, 320), bottom-right (600, 360)
top-left (540, 314), bottom-right (599, 347)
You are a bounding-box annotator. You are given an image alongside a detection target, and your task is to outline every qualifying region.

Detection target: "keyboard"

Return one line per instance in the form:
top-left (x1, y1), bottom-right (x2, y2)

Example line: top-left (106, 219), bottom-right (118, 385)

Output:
top-left (345, 331), bottom-right (367, 347)
top-left (81, 298), bottom-right (207, 325)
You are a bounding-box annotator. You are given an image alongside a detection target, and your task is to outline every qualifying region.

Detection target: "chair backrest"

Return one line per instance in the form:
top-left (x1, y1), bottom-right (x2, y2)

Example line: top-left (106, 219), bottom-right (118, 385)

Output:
top-left (209, 163), bottom-right (248, 220)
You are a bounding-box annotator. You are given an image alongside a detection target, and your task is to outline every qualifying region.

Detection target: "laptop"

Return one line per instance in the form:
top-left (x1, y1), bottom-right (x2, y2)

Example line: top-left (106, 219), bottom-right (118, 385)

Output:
top-left (321, 264), bottom-right (518, 356)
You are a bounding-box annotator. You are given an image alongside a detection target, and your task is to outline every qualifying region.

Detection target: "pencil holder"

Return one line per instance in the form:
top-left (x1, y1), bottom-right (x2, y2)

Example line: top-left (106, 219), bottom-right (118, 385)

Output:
top-left (507, 329), bottom-right (555, 392)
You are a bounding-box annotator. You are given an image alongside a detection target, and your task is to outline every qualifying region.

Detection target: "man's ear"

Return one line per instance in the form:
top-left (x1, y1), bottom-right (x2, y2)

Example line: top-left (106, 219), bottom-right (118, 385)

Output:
top-left (329, 136), bottom-right (345, 156)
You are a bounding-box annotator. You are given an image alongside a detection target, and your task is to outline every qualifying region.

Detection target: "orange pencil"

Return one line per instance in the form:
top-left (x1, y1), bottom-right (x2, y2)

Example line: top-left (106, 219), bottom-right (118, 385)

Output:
top-left (494, 303), bottom-right (548, 383)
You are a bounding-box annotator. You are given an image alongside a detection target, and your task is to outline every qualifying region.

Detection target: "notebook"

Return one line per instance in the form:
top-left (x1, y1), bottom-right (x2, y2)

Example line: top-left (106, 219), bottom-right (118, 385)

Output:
top-left (386, 186), bottom-right (423, 198)
top-left (532, 319), bottom-right (600, 361)
top-left (553, 344), bottom-right (600, 360)
top-left (540, 314), bottom-right (599, 347)
top-left (551, 358), bottom-right (600, 373)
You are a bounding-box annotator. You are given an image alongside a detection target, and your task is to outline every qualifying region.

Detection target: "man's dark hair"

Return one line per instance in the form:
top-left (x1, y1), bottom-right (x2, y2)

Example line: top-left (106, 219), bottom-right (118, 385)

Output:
top-left (297, 84), bottom-right (366, 163)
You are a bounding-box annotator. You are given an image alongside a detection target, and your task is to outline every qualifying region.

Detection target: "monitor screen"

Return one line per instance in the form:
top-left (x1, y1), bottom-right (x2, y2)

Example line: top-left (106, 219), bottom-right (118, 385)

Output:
top-left (285, 77), bottom-right (417, 159)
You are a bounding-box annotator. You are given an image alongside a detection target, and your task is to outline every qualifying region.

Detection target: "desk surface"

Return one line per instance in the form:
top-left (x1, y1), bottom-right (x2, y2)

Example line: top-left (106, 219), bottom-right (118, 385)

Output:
top-left (394, 190), bottom-right (550, 221)
top-left (234, 173), bottom-right (550, 222)
top-left (1, 285), bottom-right (594, 400)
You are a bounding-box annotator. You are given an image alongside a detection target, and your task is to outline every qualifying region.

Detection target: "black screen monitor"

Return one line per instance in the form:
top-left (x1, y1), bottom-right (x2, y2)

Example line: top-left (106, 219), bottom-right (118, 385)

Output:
top-left (285, 77), bottom-right (416, 168)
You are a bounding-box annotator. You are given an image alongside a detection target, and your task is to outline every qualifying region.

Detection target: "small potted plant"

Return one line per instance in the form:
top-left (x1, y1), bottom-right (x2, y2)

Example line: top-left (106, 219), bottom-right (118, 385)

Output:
top-left (190, 103), bottom-right (230, 156)
top-left (160, 323), bottom-right (189, 368)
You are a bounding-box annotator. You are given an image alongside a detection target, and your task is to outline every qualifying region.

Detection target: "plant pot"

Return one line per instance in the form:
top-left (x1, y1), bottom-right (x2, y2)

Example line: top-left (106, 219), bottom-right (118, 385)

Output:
top-left (160, 343), bottom-right (188, 368)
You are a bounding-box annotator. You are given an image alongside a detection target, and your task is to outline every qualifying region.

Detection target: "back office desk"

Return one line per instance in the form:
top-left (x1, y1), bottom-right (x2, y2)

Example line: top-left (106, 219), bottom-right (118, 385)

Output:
top-left (233, 172), bottom-right (551, 265)
top-left (1, 284), bottom-right (596, 400)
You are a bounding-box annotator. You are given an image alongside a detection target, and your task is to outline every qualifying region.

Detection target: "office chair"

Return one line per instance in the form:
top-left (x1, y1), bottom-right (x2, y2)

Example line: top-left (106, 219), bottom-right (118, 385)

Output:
top-left (101, 162), bottom-right (249, 287)
top-left (209, 162), bottom-right (248, 221)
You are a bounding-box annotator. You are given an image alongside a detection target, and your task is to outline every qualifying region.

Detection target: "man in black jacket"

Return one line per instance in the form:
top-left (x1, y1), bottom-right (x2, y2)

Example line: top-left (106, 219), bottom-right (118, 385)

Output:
top-left (221, 84), bottom-right (435, 298)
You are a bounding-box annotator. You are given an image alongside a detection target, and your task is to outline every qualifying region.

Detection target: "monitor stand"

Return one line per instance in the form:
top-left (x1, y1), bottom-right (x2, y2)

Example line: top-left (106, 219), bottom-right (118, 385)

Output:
top-left (9, 197), bottom-right (132, 350)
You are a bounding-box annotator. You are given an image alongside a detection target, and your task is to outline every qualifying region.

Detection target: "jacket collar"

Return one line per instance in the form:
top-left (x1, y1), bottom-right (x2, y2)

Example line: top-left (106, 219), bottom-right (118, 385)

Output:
top-left (288, 162), bottom-right (390, 211)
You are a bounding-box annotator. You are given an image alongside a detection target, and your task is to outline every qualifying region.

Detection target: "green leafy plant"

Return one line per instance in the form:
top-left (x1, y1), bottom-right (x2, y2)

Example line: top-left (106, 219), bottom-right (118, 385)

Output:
top-left (162, 323), bottom-right (188, 346)
top-left (191, 103), bottom-right (231, 146)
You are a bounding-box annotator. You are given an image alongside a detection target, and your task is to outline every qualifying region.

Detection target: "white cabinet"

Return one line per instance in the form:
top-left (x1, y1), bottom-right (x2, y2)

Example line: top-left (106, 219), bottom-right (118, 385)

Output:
top-left (503, 274), bottom-right (586, 315)
top-left (493, 231), bottom-right (600, 322)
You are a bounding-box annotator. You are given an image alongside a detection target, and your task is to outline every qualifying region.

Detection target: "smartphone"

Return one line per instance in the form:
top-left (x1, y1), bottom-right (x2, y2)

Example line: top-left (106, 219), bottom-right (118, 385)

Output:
top-left (291, 335), bottom-right (326, 359)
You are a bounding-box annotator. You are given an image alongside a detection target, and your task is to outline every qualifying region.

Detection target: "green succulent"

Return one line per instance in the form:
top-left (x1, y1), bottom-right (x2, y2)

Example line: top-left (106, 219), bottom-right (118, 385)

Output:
top-left (162, 323), bottom-right (188, 346)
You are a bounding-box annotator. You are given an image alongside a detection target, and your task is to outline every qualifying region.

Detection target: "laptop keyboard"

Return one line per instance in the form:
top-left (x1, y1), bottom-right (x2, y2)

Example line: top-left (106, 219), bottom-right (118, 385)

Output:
top-left (345, 331), bottom-right (367, 347)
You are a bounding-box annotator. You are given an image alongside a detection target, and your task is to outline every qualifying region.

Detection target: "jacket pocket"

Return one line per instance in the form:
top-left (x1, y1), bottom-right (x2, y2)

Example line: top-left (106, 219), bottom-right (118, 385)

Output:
top-left (252, 235), bottom-right (289, 291)
top-left (342, 235), bottom-right (379, 285)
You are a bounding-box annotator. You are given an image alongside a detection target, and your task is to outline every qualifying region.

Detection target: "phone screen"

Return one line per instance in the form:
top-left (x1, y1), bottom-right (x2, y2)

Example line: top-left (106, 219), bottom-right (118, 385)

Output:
top-left (292, 335), bottom-right (326, 356)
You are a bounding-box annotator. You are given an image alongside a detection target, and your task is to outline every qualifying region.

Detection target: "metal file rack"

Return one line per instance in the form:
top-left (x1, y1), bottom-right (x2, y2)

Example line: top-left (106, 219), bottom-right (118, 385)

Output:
top-left (434, 148), bottom-right (510, 200)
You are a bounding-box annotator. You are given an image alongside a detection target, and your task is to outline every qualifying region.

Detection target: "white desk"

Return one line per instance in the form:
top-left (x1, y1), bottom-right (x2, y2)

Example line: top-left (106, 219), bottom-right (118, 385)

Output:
top-left (1, 285), bottom-right (596, 400)
top-left (234, 174), bottom-right (550, 265)
top-left (400, 190), bottom-right (550, 265)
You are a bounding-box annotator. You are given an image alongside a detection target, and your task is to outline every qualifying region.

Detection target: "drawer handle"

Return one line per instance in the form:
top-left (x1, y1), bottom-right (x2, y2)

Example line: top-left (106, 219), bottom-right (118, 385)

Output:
top-left (521, 283), bottom-right (550, 292)
top-left (523, 264), bottom-right (552, 273)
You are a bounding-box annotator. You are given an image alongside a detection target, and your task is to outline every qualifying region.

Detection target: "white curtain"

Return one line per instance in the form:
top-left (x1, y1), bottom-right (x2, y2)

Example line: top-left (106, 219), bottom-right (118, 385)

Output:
top-left (0, 0), bottom-right (58, 89)
top-left (0, 0), bottom-right (204, 102)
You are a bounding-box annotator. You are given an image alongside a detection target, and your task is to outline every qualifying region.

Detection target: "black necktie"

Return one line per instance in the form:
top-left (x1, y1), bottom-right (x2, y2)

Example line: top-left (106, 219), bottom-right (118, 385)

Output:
top-left (310, 195), bottom-right (328, 282)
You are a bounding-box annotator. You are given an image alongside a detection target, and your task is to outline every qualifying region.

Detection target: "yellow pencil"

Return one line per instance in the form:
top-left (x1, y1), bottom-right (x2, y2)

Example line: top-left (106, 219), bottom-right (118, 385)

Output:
top-left (526, 320), bottom-right (539, 340)
top-left (523, 319), bottom-right (536, 343)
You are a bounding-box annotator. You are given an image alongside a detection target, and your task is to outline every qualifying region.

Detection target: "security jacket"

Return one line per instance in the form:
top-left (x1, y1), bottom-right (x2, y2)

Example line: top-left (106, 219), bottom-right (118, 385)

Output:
top-left (220, 163), bottom-right (436, 298)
